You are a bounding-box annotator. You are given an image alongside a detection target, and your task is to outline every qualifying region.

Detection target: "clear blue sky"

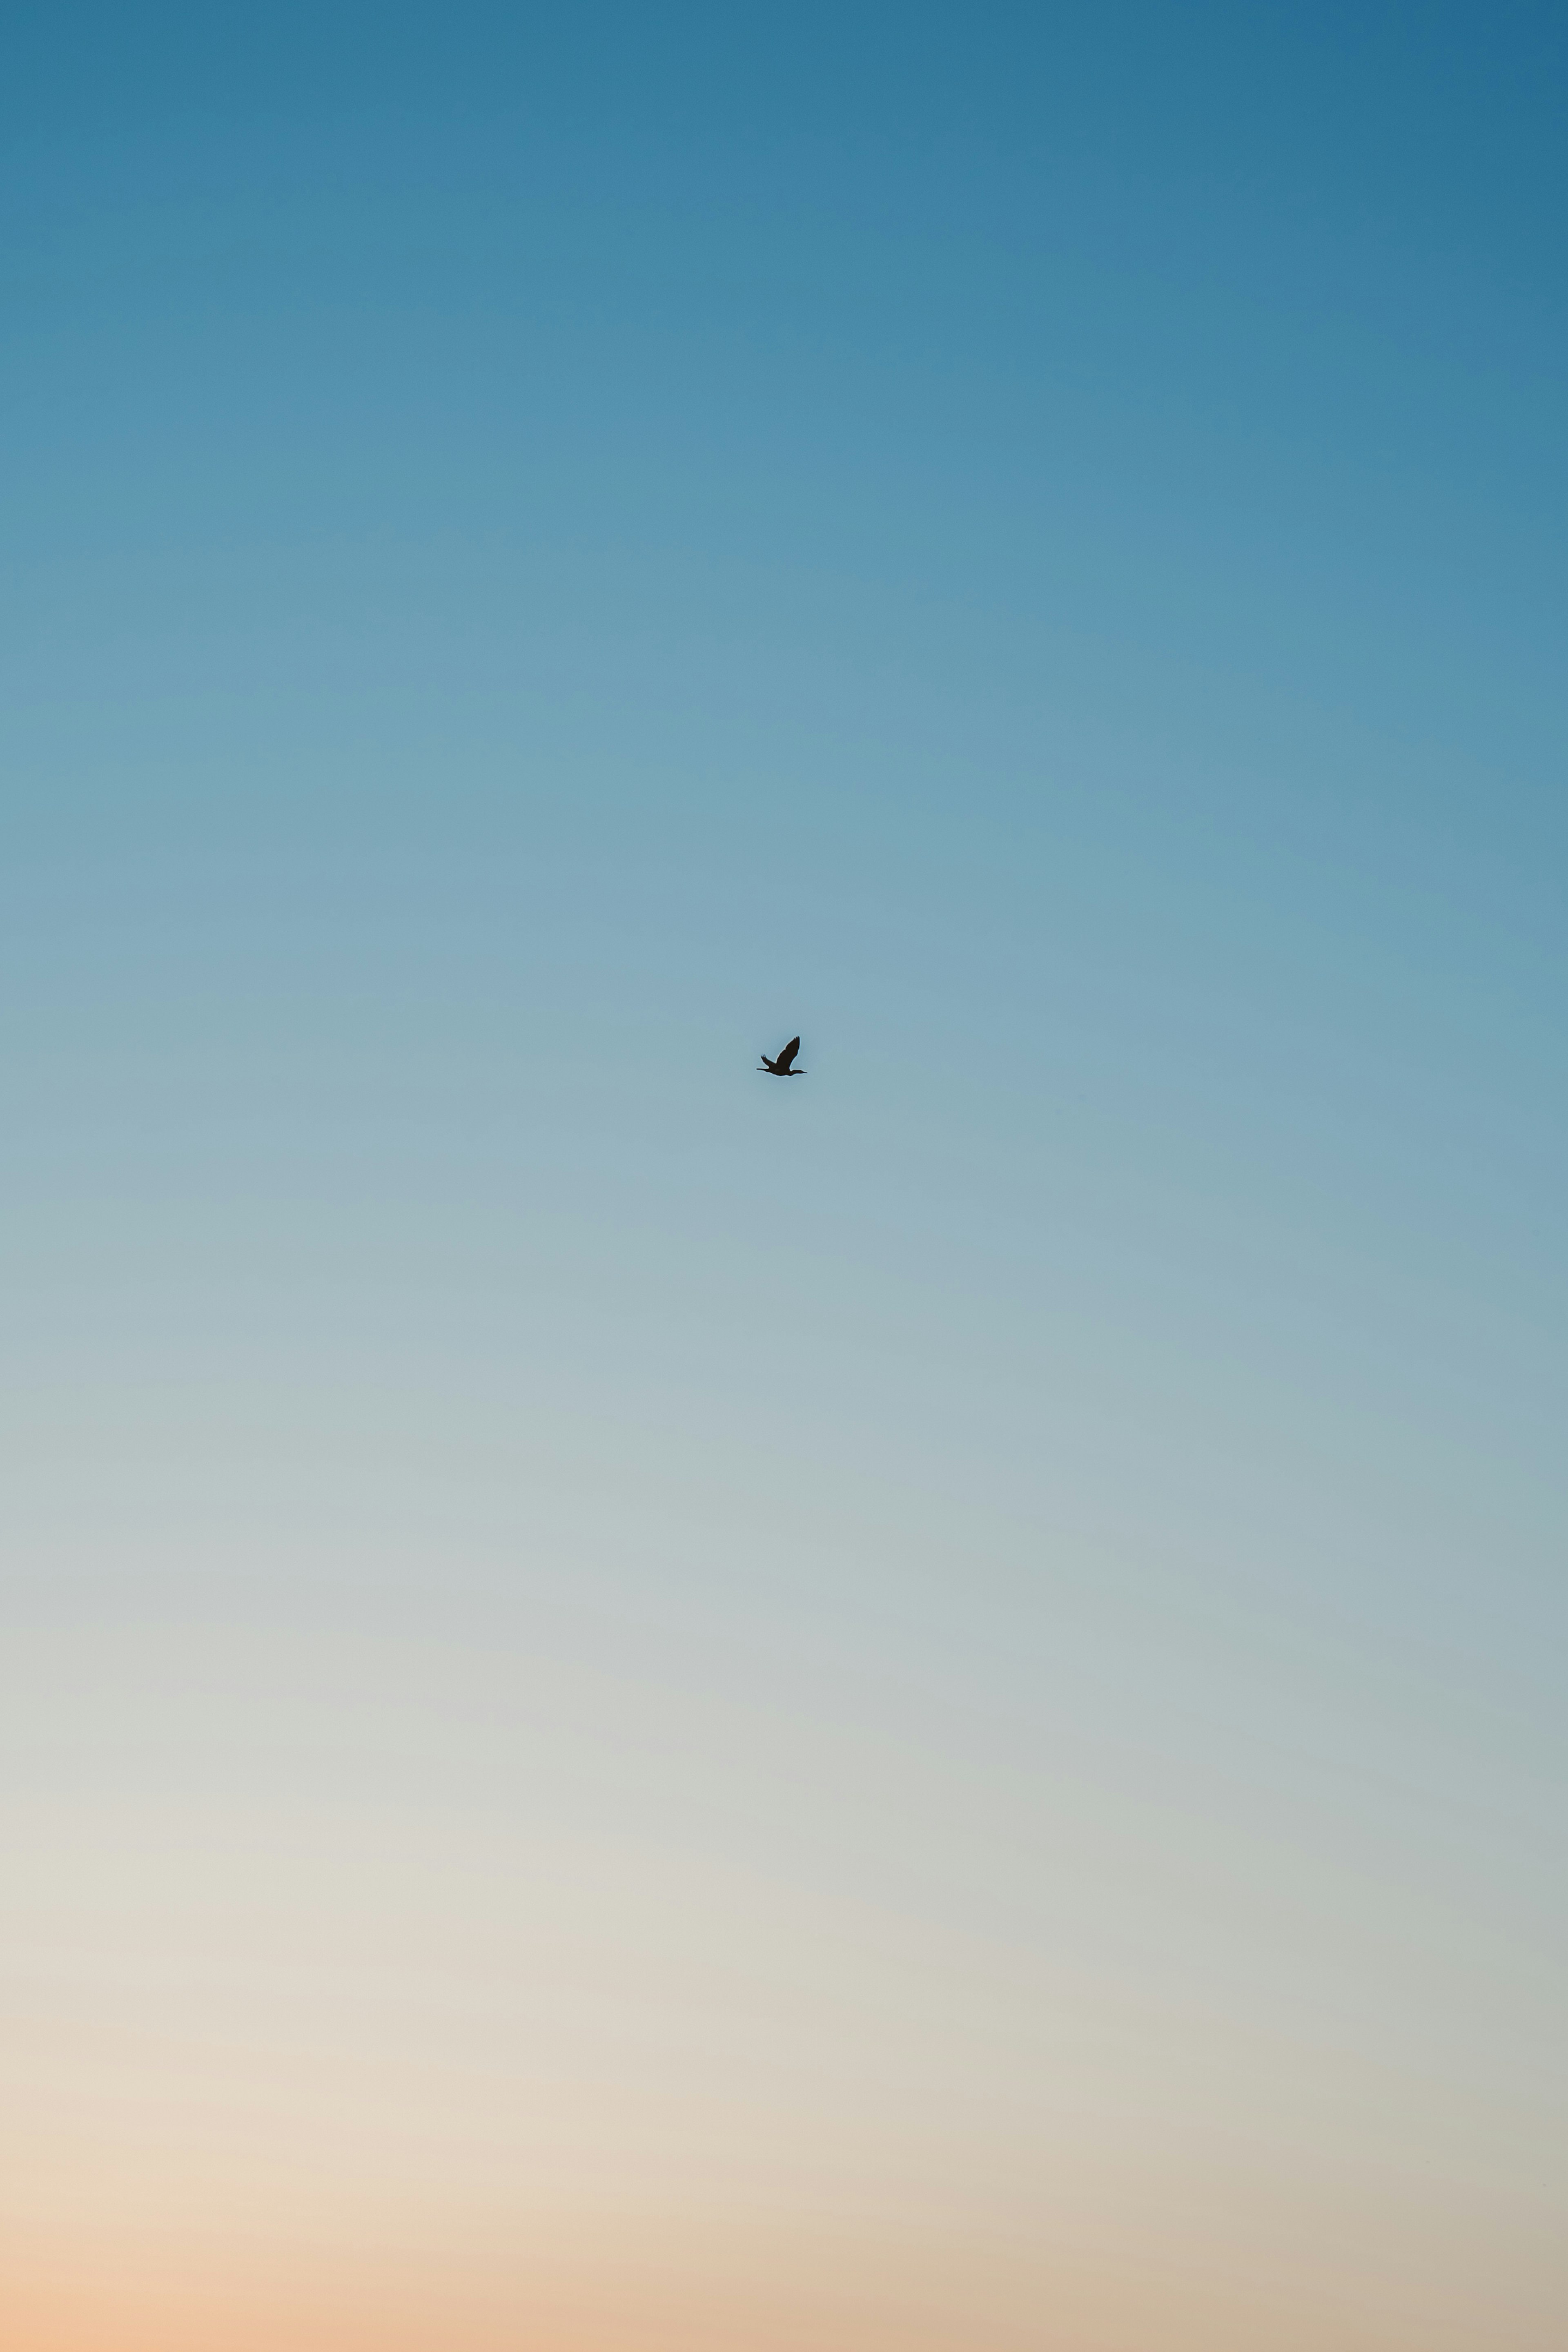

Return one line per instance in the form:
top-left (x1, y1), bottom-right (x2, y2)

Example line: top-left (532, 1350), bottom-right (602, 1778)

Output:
top-left (3, 7), bottom-right (1566, 2347)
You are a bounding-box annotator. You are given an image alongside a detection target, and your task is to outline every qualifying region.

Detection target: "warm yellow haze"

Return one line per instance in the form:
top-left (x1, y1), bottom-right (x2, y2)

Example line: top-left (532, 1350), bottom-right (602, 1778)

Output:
top-left (3, 1614), bottom-right (1561, 2352)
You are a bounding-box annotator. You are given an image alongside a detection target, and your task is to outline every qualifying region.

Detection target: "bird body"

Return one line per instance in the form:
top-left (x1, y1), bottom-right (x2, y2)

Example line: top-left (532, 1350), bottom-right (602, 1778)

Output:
top-left (759, 1035), bottom-right (805, 1075)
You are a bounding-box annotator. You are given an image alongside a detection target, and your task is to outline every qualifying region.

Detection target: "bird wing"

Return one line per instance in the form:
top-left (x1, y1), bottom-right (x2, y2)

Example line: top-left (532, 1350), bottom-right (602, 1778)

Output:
top-left (776, 1037), bottom-right (800, 1071)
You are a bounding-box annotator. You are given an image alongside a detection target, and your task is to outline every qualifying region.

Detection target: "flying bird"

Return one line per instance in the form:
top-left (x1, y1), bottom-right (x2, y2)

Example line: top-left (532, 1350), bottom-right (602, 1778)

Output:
top-left (759, 1035), bottom-right (805, 1076)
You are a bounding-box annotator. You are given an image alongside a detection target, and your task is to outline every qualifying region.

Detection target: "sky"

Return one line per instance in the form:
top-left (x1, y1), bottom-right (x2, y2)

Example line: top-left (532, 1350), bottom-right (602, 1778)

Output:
top-left (2, 4), bottom-right (1566, 2346)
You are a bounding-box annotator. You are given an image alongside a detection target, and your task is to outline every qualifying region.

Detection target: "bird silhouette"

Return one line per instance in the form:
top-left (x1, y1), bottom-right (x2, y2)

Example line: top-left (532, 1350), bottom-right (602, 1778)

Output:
top-left (759, 1035), bottom-right (805, 1076)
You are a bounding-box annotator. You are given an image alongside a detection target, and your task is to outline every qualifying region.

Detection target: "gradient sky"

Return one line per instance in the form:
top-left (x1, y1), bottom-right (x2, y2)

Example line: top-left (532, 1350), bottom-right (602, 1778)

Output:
top-left (3, 7), bottom-right (1567, 2348)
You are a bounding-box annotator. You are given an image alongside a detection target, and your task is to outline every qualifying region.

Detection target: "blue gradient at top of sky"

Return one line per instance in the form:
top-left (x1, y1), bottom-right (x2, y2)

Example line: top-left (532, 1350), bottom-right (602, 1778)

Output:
top-left (2, 6), bottom-right (1566, 2250)
top-left (6, 4), bottom-right (1566, 1559)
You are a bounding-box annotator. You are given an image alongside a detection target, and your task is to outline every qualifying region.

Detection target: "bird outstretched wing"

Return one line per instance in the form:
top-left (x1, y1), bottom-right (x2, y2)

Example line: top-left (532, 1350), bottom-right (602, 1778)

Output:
top-left (775, 1036), bottom-right (801, 1071)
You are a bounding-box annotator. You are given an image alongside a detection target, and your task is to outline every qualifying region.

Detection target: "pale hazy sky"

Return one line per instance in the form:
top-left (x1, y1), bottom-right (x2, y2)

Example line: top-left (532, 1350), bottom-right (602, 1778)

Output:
top-left (3, 7), bottom-right (1566, 2348)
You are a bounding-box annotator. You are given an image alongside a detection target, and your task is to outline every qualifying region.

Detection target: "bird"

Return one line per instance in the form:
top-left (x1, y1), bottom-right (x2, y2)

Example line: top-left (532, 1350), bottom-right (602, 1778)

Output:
top-left (759, 1035), bottom-right (805, 1076)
